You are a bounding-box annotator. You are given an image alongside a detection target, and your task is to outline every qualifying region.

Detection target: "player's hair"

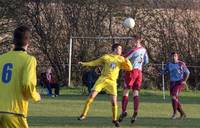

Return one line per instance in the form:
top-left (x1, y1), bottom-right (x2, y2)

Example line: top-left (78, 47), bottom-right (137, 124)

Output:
top-left (112, 43), bottom-right (121, 51)
top-left (171, 51), bottom-right (178, 55)
top-left (13, 25), bottom-right (30, 47)
top-left (132, 34), bottom-right (143, 41)
top-left (127, 34), bottom-right (144, 45)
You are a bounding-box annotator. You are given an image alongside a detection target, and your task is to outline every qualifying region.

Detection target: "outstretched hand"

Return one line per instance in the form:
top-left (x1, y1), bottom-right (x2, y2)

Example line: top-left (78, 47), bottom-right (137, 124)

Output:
top-left (34, 92), bottom-right (41, 102)
top-left (78, 61), bottom-right (83, 65)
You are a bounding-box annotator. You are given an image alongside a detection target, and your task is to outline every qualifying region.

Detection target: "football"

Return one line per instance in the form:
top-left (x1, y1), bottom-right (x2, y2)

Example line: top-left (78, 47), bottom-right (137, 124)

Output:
top-left (123, 17), bottom-right (135, 29)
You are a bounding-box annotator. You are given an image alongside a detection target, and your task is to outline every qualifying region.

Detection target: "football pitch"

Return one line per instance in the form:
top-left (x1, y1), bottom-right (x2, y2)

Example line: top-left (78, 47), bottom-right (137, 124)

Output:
top-left (28, 87), bottom-right (200, 128)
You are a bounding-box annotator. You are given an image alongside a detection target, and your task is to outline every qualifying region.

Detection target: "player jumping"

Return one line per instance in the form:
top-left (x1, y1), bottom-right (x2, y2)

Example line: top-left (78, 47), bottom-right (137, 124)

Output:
top-left (119, 35), bottom-right (149, 123)
top-left (163, 52), bottom-right (190, 119)
top-left (78, 43), bottom-right (132, 127)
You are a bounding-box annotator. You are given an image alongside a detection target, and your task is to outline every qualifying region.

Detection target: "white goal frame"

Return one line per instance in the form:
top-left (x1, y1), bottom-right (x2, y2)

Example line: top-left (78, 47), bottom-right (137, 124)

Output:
top-left (68, 36), bottom-right (167, 99)
top-left (68, 36), bottom-right (134, 86)
top-left (67, 36), bottom-right (200, 100)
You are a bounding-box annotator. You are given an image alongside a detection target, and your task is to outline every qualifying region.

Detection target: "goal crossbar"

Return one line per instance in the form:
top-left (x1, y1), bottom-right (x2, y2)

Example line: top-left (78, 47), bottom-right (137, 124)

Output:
top-left (68, 36), bottom-right (133, 87)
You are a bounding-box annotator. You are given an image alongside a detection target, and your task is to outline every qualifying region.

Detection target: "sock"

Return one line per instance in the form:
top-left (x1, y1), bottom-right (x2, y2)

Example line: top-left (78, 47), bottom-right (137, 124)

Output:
top-left (122, 96), bottom-right (128, 113)
top-left (172, 98), bottom-right (177, 115)
top-left (177, 97), bottom-right (184, 115)
top-left (134, 96), bottom-right (139, 113)
top-left (112, 105), bottom-right (118, 121)
top-left (82, 97), bottom-right (94, 117)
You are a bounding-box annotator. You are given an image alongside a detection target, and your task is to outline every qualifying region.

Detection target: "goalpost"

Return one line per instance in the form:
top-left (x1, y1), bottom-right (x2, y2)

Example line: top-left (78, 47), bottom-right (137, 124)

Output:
top-left (68, 36), bottom-right (166, 100)
top-left (68, 36), bottom-right (132, 86)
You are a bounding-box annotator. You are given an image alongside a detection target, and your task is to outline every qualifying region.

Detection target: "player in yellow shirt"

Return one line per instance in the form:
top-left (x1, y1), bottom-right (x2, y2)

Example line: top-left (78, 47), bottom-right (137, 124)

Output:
top-left (0, 26), bottom-right (41, 128)
top-left (78, 43), bottom-right (132, 127)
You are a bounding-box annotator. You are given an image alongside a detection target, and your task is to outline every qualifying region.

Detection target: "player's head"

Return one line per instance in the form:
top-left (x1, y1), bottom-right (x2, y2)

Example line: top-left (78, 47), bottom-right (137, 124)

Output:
top-left (47, 66), bottom-right (52, 73)
top-left (171, 52), bottom-right (179, 62)
top-left (13, 25), bottom-right (30, 49)
top-left (128, 35), bottom-right (143, 47)
top-left (112, 43), bottom-right (122, 55)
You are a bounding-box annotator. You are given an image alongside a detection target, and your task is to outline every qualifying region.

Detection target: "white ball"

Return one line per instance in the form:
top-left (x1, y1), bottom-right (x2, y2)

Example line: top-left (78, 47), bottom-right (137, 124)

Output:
top-left (123, 17), bottom-right (135, 29)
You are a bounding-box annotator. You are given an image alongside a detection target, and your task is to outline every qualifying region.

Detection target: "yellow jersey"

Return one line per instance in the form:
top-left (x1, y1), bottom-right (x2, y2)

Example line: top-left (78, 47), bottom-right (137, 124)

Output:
top-left (82, 54), bottom-right (132, 81)
top-left (0, 50), bottom-right (40, 117)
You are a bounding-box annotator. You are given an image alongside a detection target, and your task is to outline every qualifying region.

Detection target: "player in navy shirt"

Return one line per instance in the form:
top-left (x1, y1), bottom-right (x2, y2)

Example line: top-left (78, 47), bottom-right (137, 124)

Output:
top-left (164, 52), bottom-right (190, 119)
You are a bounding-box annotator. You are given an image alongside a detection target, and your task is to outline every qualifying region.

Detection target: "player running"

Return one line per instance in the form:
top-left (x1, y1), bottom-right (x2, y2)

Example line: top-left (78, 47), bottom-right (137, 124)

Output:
top-left (0, 26), bottom-right (41, 128)
top-left (163, 52), bottom-right (190, 119)
top-left (78, 43), bottom-right (132, 127)
top-left (119, 35), bottom-right (149, 123)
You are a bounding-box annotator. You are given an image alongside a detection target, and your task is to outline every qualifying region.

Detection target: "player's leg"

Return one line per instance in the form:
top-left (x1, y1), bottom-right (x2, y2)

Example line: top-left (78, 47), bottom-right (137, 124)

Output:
top-left (170, 82), bottom-right (179, 119)
top-left (176, 84), bottom-right (186, 119)
top-left (131, 90), bottom-right (139, 123)
top-left (119, 88), bottom-right (129, 122)
top-left (119, 71), bottom-right (134, 122)
top-left (131, 70), bottom-right (142, 123)
top-left (110, 95), bottom-right (120, 127)
top-left (171, 96), bottom-right (178, 119)
top-left (170, 81), bottom-right (186, 119)
top-left (176, 97), bottom-right (186, 119)
top-left (78, 90), bottom-right (99, 120)
top-left (78, 78), bottom-right (105, 120)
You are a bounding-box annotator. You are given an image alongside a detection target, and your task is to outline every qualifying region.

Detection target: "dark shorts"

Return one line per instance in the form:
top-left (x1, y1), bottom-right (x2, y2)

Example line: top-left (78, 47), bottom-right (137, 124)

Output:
top-left (124, 69), bottom-right (142, 91)
top-left (170, 80), bottom-right (184, 96)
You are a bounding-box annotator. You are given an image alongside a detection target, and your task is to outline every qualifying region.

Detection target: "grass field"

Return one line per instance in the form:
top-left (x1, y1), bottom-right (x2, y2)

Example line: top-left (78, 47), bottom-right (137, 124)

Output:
top-left (28, 87), bottom-right (200, 128)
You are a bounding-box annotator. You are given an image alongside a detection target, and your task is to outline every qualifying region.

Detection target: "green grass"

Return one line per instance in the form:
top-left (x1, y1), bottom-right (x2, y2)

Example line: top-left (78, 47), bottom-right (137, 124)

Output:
top-left (28, 87), bottom-right (200, 128)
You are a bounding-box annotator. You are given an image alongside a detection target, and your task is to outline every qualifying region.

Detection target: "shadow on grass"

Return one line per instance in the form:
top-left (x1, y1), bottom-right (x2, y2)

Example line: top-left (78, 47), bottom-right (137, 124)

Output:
top-left (41, 93), bottom-right (200, 104)
top-left (28, 116), bottom-right (200, 128)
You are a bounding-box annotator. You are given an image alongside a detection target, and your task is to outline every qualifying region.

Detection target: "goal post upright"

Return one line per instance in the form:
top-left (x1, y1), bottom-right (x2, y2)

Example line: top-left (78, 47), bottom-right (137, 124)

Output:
top-left (67, 36), bottom-right (199, 98)
top-left (68, 37), bottom-right (72, 87)
top-left (67, 36), bottom-right (132, 87)
top-left (162, 61), bottom-right (166, 100)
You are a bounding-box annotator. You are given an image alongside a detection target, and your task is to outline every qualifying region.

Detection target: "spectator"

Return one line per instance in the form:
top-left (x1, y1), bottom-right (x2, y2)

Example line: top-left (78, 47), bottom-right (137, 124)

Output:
top-left (46, 67), bottom-right (60, 97)
top-left (46, 67), bottom-right (52, 96)
top-left (39, 72), bottom-right (46, 88)
top-left (82, 67), bottom-right (101, 94)
top-left (48, 75), bottom-right (60, 97)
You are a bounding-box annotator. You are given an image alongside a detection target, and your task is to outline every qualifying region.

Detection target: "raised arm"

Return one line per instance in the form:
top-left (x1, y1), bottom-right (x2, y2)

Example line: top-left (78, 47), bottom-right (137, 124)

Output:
top-left (80, 56), bottom-right (104, 67)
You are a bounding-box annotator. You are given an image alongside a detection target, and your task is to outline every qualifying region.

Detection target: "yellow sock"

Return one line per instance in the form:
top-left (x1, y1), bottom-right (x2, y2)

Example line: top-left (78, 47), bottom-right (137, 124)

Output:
top-left (82, 97), bottom-right (94, 117)
top-left (112, 105), bottom-right (118, 121)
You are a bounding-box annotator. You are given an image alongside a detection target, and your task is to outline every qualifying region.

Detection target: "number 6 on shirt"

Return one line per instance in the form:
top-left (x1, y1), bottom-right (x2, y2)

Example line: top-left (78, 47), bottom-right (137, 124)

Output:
top-left (2, 63), bottom-right (13, 84)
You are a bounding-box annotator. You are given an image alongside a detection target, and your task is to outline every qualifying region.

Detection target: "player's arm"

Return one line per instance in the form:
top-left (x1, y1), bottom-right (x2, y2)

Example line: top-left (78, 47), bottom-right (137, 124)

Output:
top-left (182, 63), bottom-right (190, 82)
top-left (125, 51), bottom-right (133, 60)
top-left (79, 56), bottom-right (104, 67)
top-left (143, 51), bottom-right (149, 65)
top-left (121, 57), bottom-right (133, 71)
top-left (22, 57), bottom-right (41, 102)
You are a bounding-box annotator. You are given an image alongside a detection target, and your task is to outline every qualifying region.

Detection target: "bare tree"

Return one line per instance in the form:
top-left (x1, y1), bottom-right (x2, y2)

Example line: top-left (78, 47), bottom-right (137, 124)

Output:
top-left (4, 0), bottom-right (199, 88)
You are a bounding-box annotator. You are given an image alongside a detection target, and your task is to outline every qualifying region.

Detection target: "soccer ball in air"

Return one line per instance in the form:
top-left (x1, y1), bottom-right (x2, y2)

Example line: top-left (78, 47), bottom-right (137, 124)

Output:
top-left (123, 17), bottom-right (135, 29)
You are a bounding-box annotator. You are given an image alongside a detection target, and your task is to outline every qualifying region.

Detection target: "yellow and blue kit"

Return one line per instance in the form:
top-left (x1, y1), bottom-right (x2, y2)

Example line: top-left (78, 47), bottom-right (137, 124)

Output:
top-left (0, 50), bottom-right (40, 128)
top-left (82, 54), bottom-right (132, 96)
